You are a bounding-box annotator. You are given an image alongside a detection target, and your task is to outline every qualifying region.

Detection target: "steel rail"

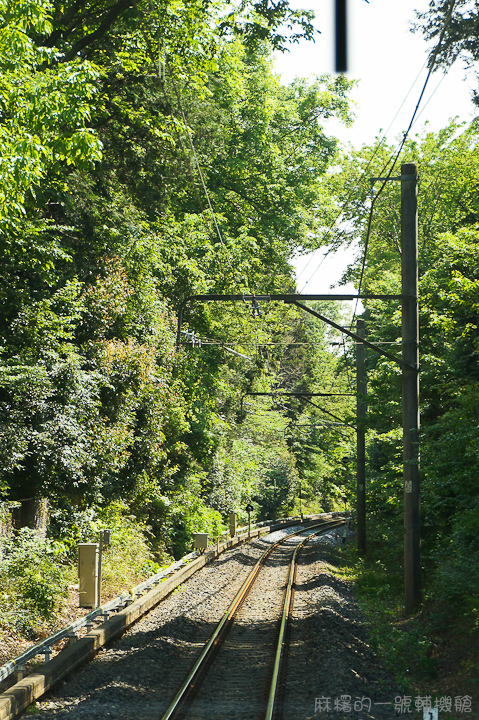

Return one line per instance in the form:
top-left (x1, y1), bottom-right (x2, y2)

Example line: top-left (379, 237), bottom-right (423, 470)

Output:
top-left (160, 518), bottom-right (346, 720)
top-left (0, 515), bottom-right (312, 684)
top-left (265, 524), bottom-right (343, 720)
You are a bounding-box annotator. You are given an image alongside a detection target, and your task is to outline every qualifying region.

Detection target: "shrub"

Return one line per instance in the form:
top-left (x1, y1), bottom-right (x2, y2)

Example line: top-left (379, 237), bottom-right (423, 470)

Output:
top-left (169, 474), bottom-right (224, 558)
top-left (88, 501), bottom-right (168, 598)
top-left (0, 528), bottom-right (67, 637)
top-left (428, 505), bottom-right (479, 629)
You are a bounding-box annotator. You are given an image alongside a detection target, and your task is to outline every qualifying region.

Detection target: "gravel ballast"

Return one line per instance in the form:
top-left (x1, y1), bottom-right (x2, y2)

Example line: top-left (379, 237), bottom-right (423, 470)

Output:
top-left (282, 533), bottom-right (401, 720)
top-left (31, 527), bottom-right (402, 720)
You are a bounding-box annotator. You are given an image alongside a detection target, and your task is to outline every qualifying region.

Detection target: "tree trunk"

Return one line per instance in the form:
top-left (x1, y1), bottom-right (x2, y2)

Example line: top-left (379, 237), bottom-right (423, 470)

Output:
top-left (13, 498), bottom-right (49, 536)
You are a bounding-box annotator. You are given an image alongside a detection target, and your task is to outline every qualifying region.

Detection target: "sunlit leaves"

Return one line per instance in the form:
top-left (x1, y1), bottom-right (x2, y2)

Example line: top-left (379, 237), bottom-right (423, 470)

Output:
top-left (0, 0), bottom-right (102, 234)
top-left (0, 0), bottom-right (358, 545)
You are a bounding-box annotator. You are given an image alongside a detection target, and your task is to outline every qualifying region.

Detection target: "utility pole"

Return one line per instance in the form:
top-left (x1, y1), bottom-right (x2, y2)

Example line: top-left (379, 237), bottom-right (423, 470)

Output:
top-left (356, 318), bottom-right (366, 554)
top-left (401, 163), bottom-right (421, 613)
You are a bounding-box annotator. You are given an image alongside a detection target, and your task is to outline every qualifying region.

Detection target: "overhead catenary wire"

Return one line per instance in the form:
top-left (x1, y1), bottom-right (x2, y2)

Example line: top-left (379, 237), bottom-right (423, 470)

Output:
top-left (298, 57), bottom-right (429, 292)
top-left (132, 0), bottom-right (229, 255)
top-left (301, 0), bottom-right (456, 301)
top-left (167, 71), bottom-right (226, 249)
top-left (163, 75), bottom-right (273, 352)
top-left (164, 77), bottom-right (260, 364)
top-left (349, 0), bottom-right (457, 328)
top-left (296, 246), bottom-right (330, 284)
top-left (409, 71), bottom-right (448, 129)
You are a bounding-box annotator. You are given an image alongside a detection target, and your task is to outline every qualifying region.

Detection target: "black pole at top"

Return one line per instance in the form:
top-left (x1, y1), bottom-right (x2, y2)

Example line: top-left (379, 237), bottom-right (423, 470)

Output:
top-left (335, 0), bottom-right (348, 72)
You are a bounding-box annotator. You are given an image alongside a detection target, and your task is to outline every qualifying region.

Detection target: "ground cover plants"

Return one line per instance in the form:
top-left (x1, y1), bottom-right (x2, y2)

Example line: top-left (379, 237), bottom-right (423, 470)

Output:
top-left (0, 2), bottom-right (478, 702)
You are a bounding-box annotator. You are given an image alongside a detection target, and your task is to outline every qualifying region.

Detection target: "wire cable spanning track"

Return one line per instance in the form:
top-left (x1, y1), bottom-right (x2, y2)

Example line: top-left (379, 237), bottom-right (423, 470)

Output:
top-left (160, 518), bottom-right (346, 720)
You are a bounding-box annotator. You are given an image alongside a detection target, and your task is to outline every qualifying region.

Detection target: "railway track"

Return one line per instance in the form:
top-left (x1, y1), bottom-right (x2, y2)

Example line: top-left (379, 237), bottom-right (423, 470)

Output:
top-left (160, 518), bottom-right (346, 720)
top-left (30, 514), bottom-right (403, 720)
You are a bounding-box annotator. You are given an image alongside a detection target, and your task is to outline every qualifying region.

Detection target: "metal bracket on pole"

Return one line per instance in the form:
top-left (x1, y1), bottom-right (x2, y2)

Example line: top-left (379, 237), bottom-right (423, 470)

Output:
top-left (302, 395), bottom-right (356, 430)
top-left (370, 174), bottom-right (417, 198)
top-left (290, 301), bottom-right (414, 370)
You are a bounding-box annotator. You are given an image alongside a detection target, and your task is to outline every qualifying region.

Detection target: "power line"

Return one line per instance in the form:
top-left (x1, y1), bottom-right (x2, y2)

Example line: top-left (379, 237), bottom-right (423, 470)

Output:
top-left (132, 0), bottom-right (227, 252)
top-left (300, 2), bottom-right (456, 298)
top-left (349, 0), bottom-right (457, 328)
top-left (298, 61), bottom-right (429, 294)
top-left (167, 70), bottom-right (226, 248)
top-left (296, 246), bottom-right (328, 283)
top-left (410, 71), bottom-right (448, 128)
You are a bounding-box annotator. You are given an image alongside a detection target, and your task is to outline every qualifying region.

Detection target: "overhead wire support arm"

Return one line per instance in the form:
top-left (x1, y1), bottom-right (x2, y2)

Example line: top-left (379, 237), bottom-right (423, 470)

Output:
top-left (223, 346), bottom-right (253, 361)
top-left (369, 174), bottom-right (416, 198)
top-left (302, 396), bottom-right (356, 430)
top-left (290, 301), bottom-right (414, 371)
top-left (176, 293), bottom-right (406, 353)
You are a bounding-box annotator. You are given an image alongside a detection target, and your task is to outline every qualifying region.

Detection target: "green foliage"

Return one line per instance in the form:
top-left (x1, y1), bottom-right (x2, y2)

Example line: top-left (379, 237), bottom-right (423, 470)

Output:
top-left (256, 454), bottom-right (297, 519)
top-left (0, 0), bottom-right (357, 633)
top-left (90, 501), bottom-right (167, 594)
top-left (340, 545), bottom-right (437, 689)
top-left (335, 121), bottom-right (479, 655)
top-left (415, 1), bottom-right (479, 72)
top-left (221, 1), bottom-right (316, 52)
top-left (0, 0), bottom-right (102, 235)
top-left (0, 528), bottom-right (67, 637)
top-left (167, 474), bottom-right (224, 558)
top-left (0, 354), bottom-right (102, 502)
top-left (427, 504), bottom-right (479, 629)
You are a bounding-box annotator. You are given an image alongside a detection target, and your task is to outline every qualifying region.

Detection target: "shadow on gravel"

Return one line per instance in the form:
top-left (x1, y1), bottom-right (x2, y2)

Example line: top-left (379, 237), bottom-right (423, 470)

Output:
top-left (37, 614), bottom-right (223, 718)
top-left (282, 544), bottom-right (402, 720)
top-left (34, 540), bottom-right (401, 720)
top-left (35, 543), bottom-right (284, 718)
top-left (39, 613), bottom-right (286, 719)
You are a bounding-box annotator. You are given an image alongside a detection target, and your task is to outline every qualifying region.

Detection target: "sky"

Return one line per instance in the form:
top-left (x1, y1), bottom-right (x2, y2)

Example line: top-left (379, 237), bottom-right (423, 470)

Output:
top-left (276, 0), bottom-right (478, 295)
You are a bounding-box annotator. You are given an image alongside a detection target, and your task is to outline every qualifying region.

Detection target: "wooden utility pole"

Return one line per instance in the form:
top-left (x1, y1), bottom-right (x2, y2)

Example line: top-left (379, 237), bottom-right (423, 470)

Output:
top-left (356, 318), bottom-right (366, 554)
top-left (401, 163), bottom-right (421, 613)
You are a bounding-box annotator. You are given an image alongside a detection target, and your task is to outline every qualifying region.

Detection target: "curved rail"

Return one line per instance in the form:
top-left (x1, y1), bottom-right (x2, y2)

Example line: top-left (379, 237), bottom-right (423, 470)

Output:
top-left (265, 524), bottom-right (336, 720)
top-left (160, 518), bottom-right (346, 720)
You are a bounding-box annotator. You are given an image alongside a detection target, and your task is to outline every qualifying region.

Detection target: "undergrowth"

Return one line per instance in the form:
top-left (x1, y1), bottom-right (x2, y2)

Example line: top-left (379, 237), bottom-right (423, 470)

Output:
top-left (0, 528), bottom-right (67, 638)
top-left (86, 501), bottom-right (171, 598)
top-left (337, 542), bottom-right (436, 691)
top-left (336, 537), bottom-right (479, 718)
top-left (0, 501), bottom-right (173, 641)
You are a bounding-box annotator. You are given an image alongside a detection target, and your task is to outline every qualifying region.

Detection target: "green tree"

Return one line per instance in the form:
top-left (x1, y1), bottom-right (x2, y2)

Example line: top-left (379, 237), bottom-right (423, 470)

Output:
top-left (0, 0), bottom-right (102, 235)
top-left (333, 122), bottom-right (479, 619)
top-left (0, 0), bottom-right (356, 558)
top-left (415, 0), bottom-right (479, 90)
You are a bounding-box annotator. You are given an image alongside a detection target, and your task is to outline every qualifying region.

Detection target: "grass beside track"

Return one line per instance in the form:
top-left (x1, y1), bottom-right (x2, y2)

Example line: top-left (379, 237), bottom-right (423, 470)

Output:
top-left (336, 540), bottom-right (479, 720)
